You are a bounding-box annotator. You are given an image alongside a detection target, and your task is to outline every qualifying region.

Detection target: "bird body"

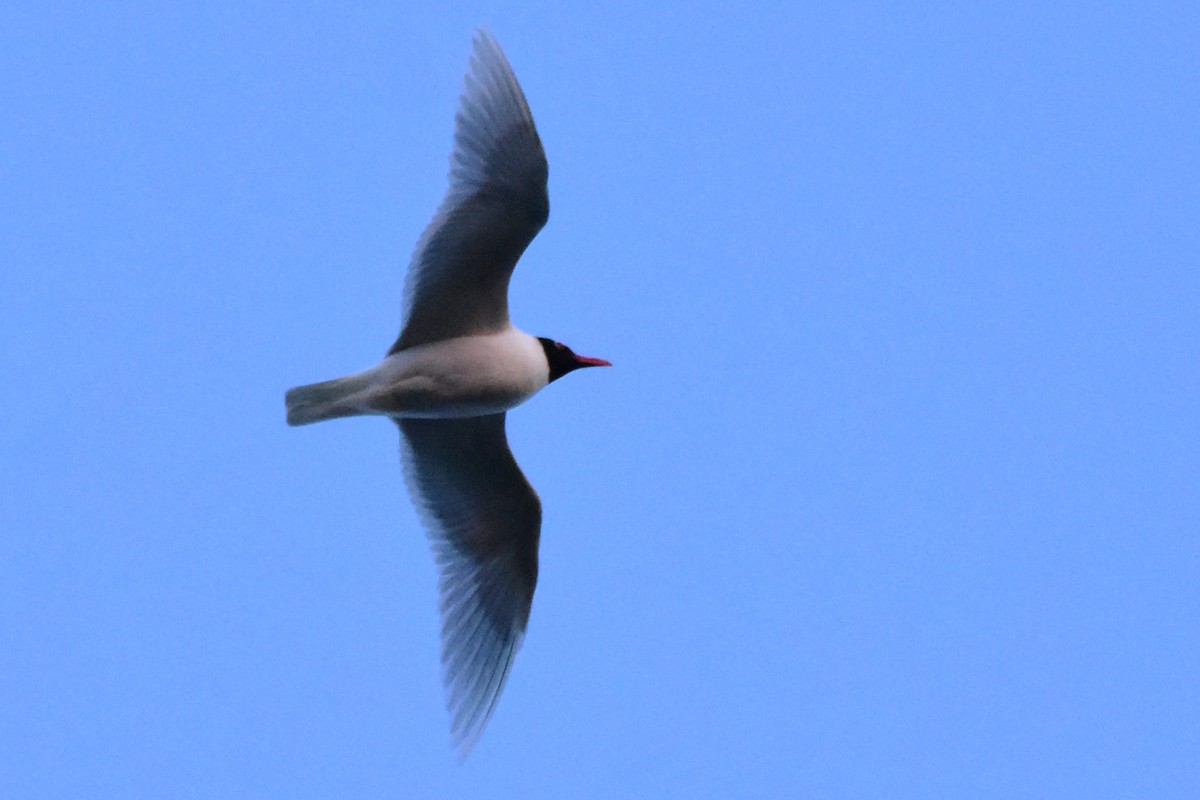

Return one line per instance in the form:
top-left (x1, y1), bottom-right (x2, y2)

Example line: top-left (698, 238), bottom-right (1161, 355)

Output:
top-left (285, 30), bottom-right (608, 755)
top-left (286, 328), bottom-right (550, 424)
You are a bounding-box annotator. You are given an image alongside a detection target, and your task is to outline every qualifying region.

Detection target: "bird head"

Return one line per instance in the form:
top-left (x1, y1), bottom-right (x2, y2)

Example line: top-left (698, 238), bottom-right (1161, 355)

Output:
top-left (538, 337), bottom-right (612, 383)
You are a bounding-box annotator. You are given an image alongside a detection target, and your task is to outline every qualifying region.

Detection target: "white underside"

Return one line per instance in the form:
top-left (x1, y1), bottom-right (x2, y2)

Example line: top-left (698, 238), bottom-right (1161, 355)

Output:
top-left (286, 328), bottom-right (549, 425)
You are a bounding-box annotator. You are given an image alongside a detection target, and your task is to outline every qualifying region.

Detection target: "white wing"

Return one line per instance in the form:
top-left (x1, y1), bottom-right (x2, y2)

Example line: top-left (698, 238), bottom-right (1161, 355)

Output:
top-left (396, 413), bottom-right (541, 755)
top-left (390, 30), bottom-right (549, 353)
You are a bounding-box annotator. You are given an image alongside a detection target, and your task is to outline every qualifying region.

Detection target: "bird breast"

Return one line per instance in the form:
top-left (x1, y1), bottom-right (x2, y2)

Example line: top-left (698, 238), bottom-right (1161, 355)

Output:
top-left (364, 329), bottom-right (550, 419)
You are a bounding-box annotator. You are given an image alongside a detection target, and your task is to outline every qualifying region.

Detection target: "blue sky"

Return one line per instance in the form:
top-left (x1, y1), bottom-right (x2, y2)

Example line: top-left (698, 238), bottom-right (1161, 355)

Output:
top-left (3, 2), bottom-right (1197, 797)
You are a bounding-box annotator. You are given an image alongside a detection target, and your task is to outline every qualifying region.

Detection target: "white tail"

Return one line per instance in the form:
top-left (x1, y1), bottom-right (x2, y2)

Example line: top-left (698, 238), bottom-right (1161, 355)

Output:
top-left (285, 374), bottom-right (370, 426)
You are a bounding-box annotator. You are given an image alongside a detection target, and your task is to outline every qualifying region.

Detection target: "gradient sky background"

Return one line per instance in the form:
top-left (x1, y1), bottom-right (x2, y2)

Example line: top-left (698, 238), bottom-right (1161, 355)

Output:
top-left (3, 2), bottom-right (1198, 797)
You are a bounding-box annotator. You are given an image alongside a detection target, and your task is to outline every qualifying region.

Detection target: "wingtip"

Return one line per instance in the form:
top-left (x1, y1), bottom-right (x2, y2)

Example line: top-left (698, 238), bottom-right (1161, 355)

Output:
top-left (469, 26), bottom-right (515, 78)
top-left (472, 25), bottom-right (498, 48)
top-left (445, 627), bottom-right (523, 761)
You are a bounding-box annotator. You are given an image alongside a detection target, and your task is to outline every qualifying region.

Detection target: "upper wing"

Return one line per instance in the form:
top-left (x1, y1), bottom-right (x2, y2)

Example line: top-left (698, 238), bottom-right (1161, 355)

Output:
top-left (389, 30), bottom-right (549, 354)
top-left (396, 413), bottom-right (541, 755)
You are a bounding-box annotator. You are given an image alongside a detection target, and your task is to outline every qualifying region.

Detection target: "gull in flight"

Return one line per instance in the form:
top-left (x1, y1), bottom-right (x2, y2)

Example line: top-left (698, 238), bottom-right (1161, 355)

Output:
top-left (285, 30), bottom-right (609, 755)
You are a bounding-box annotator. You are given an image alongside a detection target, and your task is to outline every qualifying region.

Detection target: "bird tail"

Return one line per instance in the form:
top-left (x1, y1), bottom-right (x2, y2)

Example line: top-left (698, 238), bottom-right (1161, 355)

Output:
top-left (285, 374), bottom-right (372, 426)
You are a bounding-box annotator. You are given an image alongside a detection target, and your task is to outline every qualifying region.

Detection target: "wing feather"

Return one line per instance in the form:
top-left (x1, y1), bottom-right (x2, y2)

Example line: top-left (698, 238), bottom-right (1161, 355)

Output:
top-left (390, 31), bottom-right (549, 353)
top-left (396, 413), bottom-right (540, 755)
